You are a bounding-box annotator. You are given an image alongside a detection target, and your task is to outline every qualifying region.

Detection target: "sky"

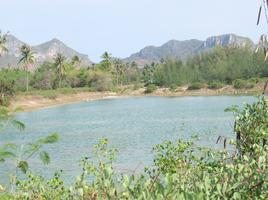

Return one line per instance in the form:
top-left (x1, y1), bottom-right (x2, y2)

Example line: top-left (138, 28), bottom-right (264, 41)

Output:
top-left (1, 0), bottom-right (267, 63)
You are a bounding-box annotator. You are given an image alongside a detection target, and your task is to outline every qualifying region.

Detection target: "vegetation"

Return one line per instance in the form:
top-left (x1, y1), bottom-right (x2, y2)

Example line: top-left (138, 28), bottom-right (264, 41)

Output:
top-left (53, 52), bottom-right (67, 89)
top-left (187, 82), bottom-right (205, 90)
top-left (145, 84), bottom-right (157, 94)
top-left (208, 81), bottom-right (225, 89)
top-left (18, 43), bottom-right (36, 93)
top-left (169, 83), bottom-right (178, 91)
top-left (0, 30), bottom-right (9, 58)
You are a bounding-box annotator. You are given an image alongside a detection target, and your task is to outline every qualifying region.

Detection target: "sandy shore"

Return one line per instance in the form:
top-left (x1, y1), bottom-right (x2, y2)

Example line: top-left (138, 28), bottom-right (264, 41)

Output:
top-left (9, 85), bottom-right (262, 112)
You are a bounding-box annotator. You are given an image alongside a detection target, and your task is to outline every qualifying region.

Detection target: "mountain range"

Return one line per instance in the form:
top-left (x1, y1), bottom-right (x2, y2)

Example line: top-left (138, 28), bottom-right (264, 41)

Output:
top-left (121, 34), bottom-right (255, 66)
top-left (0, 33), bottom-right (255, 69)
top-left (0, 35), bottom-right (91, 69)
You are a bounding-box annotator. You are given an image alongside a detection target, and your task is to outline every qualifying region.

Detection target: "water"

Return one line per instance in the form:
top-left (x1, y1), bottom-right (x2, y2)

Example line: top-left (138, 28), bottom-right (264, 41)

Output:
top-left (0, 95), bottom-right (258, 184)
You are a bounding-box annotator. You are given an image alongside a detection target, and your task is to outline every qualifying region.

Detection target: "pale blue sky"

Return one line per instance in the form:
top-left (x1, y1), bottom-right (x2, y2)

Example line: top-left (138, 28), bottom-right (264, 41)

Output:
top-left (1, 0), bottom-right (267, 62)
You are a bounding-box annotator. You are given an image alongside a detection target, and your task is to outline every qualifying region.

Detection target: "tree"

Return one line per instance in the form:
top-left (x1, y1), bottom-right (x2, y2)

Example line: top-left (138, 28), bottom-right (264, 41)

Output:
top-left (0, 30), bottom-right (9, 58)
top-left (71, 55), bottom-right (82, 69)
top-left (18, 43), bottom-right (36, 93)
top-left (101, 52), bottom-right (112, 63)
top-left (113, 59), bottom-right (123, 87)
top-left (53, 52), bottom-right (67, 88)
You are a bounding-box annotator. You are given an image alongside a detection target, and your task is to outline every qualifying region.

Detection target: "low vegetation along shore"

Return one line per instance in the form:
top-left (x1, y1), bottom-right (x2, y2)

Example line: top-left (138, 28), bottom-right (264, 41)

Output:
top-left (8, 83), bottom-right (262, 112)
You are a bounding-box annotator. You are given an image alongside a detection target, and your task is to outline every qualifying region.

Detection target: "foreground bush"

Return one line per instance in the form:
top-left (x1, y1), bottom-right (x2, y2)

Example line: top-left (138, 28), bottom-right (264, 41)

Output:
top-left (169, 83), bottom-right (178, 91)
top-left (208, 81), bottom-right (225, 89)
top-left (0, 81), bottom-right (16, 106)
top-left (145, 84), bottom-right (157, 93)
top-left (233, 79), bottom-right (246, 89)
top-left (187, 82), bottom-right (205, 90)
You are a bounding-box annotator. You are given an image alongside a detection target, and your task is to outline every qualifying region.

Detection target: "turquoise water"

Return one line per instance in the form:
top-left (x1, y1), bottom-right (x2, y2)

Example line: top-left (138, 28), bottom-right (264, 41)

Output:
top-left (0, 95), bottom-right (258, 184)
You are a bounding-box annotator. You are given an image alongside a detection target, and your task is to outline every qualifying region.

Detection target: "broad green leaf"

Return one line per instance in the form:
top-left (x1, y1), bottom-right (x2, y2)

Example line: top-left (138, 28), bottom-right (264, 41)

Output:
top-left (233, 192), bottom-right (241, 199)
top-left (76, 174), bottom-right (81, 182)
top-left (77, 188), bottom-right (83, 196)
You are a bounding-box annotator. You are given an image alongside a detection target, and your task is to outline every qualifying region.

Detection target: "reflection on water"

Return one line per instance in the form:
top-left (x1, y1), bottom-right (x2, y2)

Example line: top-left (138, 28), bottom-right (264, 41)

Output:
top-left (0, 95), bottom-right (258, 184)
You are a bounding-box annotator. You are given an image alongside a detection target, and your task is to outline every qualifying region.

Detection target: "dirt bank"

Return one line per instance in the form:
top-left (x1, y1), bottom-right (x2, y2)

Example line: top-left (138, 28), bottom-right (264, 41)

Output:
top-left (9, 85), bottom-right (262, 112)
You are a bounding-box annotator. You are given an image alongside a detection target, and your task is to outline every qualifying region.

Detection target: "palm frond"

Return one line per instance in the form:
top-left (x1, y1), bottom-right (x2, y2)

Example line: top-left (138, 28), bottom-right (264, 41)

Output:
top-left (39, 151), bottom-right (50, 165)
top-left (11, 120), bottom-right (25, 131)
top-left (43, 133), bottom-right (60, 144)
top-left (0, 151), bottom-right (16, 158)
top-left (2, 143), bottom-right (18, 152)
top-left (19, 161), bottom-right (29, 174)
top-left (27, 142), bottom-right (39, 150)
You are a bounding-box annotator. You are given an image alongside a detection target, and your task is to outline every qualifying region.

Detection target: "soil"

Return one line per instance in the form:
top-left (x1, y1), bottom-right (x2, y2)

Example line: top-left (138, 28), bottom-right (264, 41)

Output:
top-left (9, 85), bottom-right (263, 112)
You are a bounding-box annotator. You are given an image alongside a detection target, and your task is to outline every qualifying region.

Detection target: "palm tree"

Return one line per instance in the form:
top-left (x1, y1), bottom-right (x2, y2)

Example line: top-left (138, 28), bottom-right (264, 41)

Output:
top-left (53, 52), bottom-right (67, 88)
top-left (113, 59), bottom-right (123, 87)
top-left (0, 30), bottom-right (9, 58)
top-left (101, 52), bottom-right (112, 62)
top-left (71, 55), bottom-right (82, 69)
top-left (18, 43), bottom-right (36, 93)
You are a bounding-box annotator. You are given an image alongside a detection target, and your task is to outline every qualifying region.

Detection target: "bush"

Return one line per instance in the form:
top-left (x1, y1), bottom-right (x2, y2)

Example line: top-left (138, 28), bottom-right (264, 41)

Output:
top-left (0, 81), bottom-right (16, 106)
top-left (134, 82), bottom-right (143, 90)
top-left (233, 79), bottom-right (246, 89)
top-left (144, 82), bottom-right (152, 87)
top-left (249, 77), bottom-right (258, 84)
top-left (244, 82), bottom-right (255, 89)
top-left (208, 81), bottom-right (225, 90)
top-left (145, 84), bottom-right (157, 93)
top-left (45, 91), bottom-right (59, 99)
top-left (169, 83), bottom-right (178, 91)
top-left (187, 82), bottom-right (205, 90)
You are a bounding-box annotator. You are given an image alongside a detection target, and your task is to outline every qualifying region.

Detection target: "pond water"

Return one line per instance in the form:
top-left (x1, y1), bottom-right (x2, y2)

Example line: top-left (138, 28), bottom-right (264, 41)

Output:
top-left (0, 95), bottom-right (258, 184)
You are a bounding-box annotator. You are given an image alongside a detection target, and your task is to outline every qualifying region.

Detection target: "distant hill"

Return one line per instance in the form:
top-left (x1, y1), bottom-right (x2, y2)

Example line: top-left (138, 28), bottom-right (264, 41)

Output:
top-left (0, 35), bottom-right (92, 69)
top-left (122, 34), bottom-right (255, 66)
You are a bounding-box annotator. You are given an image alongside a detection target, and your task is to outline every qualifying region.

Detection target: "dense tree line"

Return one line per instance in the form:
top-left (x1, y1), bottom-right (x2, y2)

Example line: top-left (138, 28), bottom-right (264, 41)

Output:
top-left (153, 44), bottom-right (268, 87)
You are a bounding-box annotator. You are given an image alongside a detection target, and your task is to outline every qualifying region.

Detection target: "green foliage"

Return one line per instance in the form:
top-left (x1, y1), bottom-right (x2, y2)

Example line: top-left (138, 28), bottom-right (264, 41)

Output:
top-left (169, 83), bottom-right (178, 91)
top-left (133, 82), bottom-right (143, 90)
top-left (187, 82), bottom-right (205, 90)
top-left (233, 79), bottom-right (246, 89)
top-left (145, 84), bottom-right (157, 94)
top-left (208, 81), bottom-right (225, 89)
top-left (0, 81), bottom-right (16, 106)
top-left (45, 91), bottom-right (59, 99)
top-left (0, 104), bottom-right (60, 181)
top-left (144, 82), bottom-right (151, 87)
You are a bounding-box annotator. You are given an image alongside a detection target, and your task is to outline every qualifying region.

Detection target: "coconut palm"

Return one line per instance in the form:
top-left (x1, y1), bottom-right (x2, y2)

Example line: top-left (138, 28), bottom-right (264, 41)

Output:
top-left (0, 30), bottom-right (9, 58)
top-left (71, 55), bottom-right (82, 69)
top-left (113, 59), bottom-right (123, 87)
top-left (101, 52), bottom-right (112, 62)
top-left (53, 52), bottom-right (67, 88)
top-left (18, 43), bottom-right (36, 93)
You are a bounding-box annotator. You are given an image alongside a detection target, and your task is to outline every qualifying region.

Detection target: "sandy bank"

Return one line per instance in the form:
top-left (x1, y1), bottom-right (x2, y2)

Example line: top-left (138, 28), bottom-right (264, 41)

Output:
top-left (9, 85), bottom-right (262, 112)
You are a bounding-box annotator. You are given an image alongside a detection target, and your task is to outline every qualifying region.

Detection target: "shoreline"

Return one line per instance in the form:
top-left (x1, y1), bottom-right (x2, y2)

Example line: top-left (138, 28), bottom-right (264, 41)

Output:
top-left (9, 86), bottom-right (263, 113)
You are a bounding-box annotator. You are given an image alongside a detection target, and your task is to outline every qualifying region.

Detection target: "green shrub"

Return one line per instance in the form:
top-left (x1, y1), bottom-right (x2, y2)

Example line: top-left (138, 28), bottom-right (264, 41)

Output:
top-left (233, 79), bottom-right (246, 89)
top-left (249, 77), bottom-right (258, 84)
top-left (208, 81), bottom-right (225, 89)
top-left (224, 77), bottom-right (233, 85)
top-left (134, 82), bottom-right (143, 90)
top-left (244, 82), bottom-right (255, 89)
top-left (145, 84), bottom-right (157, 93)
top-left (0, 81), bottom-right (16, 106)
top-left (187, 82), bottom-right (205, 90)
top-left (169, 83), bottom-right (178, 91)
top-left (144, 82), bottom-right (152, 87)
top-left (45, 91), bottom-right (59, 99)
